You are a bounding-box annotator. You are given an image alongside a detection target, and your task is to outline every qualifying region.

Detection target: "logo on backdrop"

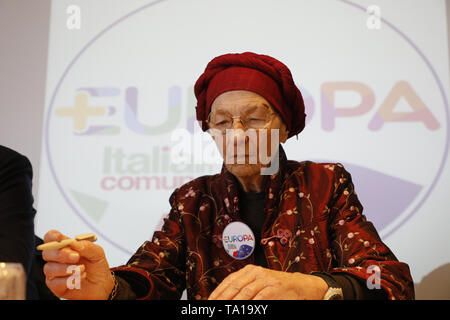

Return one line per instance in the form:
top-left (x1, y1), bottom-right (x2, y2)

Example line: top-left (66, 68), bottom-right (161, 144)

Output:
top-left (44, 0), bottom-right (448, 254)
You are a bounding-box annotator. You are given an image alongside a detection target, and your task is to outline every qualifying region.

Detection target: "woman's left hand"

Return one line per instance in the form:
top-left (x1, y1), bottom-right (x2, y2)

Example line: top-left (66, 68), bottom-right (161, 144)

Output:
top-left (208, 264), bottom-right (329, 300)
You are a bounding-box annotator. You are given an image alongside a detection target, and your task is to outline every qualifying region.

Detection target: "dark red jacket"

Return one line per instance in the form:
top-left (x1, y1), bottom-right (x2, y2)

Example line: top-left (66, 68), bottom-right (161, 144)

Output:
top-left (112, 147), bottom-right (414, 300)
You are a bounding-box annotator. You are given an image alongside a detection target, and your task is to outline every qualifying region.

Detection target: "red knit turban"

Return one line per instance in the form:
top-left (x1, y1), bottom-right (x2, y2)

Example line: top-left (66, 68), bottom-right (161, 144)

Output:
top-left (194, 52), bottom-right (306, 139)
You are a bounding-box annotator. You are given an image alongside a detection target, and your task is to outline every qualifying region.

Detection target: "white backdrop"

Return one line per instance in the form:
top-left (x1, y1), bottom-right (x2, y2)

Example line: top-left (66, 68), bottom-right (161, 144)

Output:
top-left (35, 0), bottom-right (450, 298)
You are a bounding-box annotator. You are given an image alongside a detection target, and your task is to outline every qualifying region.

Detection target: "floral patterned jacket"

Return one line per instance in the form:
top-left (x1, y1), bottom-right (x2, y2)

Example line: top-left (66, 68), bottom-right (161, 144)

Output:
top-left (111, 146), bottom-right (415, 300)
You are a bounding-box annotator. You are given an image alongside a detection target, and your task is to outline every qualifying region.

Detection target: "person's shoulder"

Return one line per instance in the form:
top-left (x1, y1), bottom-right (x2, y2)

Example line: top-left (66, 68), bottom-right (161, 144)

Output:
top-left (287, 159), bottom-right (349, 180)
top-left (169, 172), bottom-right (222, 202)
top-left (0, 145), bottom-right (32, 173)
top-left (0, 145), bottom-right (23, 161)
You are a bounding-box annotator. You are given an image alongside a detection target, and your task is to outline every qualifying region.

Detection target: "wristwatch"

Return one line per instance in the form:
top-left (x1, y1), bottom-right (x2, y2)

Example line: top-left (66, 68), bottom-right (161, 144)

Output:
top-left (312, 272), bottom-right (344, 300)
top-left (323, 286), bottom-right (344, 300)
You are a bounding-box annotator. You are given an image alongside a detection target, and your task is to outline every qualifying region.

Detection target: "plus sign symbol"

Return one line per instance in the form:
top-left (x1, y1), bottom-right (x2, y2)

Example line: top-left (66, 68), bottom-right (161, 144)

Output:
top-left (55, 92), bottom-right (107, 132)
top-left (54, 88), bottom-right (120, 135)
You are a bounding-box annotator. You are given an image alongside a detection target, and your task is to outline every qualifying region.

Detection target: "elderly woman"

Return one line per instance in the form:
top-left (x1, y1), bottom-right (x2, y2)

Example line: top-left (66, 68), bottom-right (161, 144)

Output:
top-left (42, 52), bottom-right (414, 300)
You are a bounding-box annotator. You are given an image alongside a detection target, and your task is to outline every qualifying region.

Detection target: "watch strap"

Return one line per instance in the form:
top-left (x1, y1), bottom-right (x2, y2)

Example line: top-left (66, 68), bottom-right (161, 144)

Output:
top-left (311, 272), bottom-right (344, 300)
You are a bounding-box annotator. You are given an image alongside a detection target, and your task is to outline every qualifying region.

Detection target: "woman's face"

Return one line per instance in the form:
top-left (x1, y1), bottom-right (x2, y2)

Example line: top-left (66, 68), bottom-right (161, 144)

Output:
top-left (208, 90), bottom-right (288, 178)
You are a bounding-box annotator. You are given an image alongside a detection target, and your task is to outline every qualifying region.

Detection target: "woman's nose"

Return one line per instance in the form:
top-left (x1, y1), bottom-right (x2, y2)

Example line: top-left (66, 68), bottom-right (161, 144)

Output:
top-left (228, 118), bottom-right (245, 142)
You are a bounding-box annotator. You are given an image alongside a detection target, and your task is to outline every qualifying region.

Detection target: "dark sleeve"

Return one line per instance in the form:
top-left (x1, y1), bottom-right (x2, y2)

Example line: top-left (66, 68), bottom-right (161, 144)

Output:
top-left (333, 273), bottom-right (387, 300)
top-left (111, 275), bottom-right (138, 300)
top-left (313, 272), bottom-right (387, 300)
top-left (0, 147), bottom-right (36, 278)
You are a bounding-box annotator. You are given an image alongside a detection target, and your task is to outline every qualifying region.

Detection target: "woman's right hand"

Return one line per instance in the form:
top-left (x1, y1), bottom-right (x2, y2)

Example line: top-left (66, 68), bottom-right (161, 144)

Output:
top-left (42, 230), bottom-right (115, 300)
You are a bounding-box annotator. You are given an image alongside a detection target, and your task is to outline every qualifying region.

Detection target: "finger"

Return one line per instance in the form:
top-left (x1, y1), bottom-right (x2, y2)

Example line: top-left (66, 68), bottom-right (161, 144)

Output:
top-left (42, 246), bottom-right (81, 264)
top-left (208, 267), bottom-right (245, 300)
top-left (43, 262), bottom-right (85, 279)
top-left (46, 276), bottom-right (70, 297)
top-left (69, 240), bottom-right (106, 262)
top-left (46, 271), bottom-right (88, 299)
top-left (209, 265), bottom-right (260, 300)
top-left (252, 286), bottom-right (276, 300)
top-left (209, 265), bottom-right (259, 299)
top-left (44, 230), bottom-right (70, 243)
top-left (232, 279), bottom-right (268, 300)
top-left (209, 273), bottom-right (237, 300)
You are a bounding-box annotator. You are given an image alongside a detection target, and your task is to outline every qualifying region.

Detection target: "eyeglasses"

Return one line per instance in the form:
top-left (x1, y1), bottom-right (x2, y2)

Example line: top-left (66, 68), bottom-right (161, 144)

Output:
top-left (206, 109), bottom-right (276, 132)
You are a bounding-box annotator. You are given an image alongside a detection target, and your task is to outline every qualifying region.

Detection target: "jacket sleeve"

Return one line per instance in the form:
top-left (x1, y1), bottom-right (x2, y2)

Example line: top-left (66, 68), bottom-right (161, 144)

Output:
top-left (110, 188), bottom-right (186, 300)
top-left (327, 163), bottom-right (415, 300)
top-left (0, 150), bottom-right (36, 278)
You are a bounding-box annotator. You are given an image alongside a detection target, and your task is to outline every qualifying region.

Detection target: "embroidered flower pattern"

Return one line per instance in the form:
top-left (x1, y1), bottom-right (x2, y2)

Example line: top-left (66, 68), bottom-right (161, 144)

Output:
top-left (110, 158), bottom-right (414, 300)
top-left (185, 189), bottom-right (196, 198)
top-left (212, 235), bottom-right (223, 248)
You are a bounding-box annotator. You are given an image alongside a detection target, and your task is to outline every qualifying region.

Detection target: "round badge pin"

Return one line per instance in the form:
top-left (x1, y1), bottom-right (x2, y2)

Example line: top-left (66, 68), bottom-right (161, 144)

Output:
top-left (222, 221), bottom-right (255, 260)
